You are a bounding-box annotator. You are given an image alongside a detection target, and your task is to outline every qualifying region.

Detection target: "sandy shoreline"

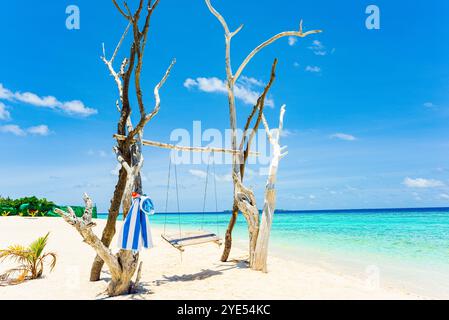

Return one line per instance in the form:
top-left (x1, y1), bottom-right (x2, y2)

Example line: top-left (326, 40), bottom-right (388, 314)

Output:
top-left (0, 217), bottom-right (425, 300)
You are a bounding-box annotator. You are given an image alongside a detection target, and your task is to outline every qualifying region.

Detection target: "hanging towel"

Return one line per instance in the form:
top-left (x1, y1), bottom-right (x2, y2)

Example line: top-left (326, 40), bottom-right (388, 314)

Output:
top-left (118, 193), bottom-right (155, 251)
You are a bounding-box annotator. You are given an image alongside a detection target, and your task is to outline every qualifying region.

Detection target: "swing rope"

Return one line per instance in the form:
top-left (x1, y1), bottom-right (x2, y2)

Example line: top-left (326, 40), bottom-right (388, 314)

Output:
top-left (211, 153), bottom-right (220, 237)
top-left (163, 154), bottom-right (172, 235)
top-left (201, 153), bottom-right (213, 230)
top-left (173, 156), bottom-right (182, 238)
top-left (163, 152), bottom-right (182, 238)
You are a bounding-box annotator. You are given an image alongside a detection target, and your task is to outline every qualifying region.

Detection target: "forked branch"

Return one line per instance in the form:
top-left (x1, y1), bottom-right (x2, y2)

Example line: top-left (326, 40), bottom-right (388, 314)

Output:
top-left (205, 0), bottom-right (322, 82)
top-left (54, 194), bottom-right (121, 277)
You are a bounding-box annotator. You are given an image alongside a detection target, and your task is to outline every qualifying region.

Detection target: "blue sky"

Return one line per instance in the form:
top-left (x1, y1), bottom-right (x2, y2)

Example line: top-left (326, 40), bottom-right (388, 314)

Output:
top-left (1, 0), bottom-right (449, 212)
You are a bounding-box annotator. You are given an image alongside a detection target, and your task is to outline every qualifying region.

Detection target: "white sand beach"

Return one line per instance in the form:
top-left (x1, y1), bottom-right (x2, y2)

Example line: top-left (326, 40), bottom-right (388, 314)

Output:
top-left (0, 217), bottom-right (424, 300)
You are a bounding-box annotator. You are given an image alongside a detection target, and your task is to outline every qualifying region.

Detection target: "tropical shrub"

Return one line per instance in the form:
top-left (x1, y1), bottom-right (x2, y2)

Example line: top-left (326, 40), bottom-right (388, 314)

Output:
top-left (0, 196), bottom-right (55, 216)
top-left (0, 233), bottom-right (57, 285)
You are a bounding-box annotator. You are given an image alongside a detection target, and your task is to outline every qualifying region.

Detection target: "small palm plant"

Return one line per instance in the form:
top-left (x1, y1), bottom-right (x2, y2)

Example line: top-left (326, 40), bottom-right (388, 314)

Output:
top-left (1, 211), bottom-right (10, 217)
top-left (28, 210), bottom-right (39, 218)
top-left (0, 233), bottom-right (57, 285)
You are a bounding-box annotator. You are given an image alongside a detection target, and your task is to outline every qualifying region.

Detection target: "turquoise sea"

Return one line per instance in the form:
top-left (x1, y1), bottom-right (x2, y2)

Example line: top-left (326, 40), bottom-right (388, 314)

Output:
top-left (99, 208), bottom-right (449, 298)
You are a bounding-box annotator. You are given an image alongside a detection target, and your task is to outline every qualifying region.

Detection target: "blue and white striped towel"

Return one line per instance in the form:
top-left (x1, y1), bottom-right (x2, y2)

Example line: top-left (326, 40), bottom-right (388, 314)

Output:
top-left (118, 195), bottom-right (155, 251)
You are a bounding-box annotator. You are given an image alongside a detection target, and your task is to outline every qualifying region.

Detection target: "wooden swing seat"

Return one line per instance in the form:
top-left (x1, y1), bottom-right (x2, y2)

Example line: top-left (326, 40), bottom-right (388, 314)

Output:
top-left (161, 230), bottom-right (222, 252)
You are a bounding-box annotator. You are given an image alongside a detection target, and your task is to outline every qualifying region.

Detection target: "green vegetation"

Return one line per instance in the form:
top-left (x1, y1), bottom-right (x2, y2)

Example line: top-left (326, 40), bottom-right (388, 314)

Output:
top-left (0, 196), bottom-right (55, 217)
top-left (0, 233), bottom-right (57, 285)
top-left (0, 196), bottom-right (97, 218)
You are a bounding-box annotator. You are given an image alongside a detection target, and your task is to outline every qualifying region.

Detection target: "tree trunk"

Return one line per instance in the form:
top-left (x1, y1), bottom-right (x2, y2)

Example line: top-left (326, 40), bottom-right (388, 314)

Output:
top-left (252, 188), bottom-right (276, 272)
top-left (89, 141), bottom-right (141, 282)
top-left (251, 106), bottom-right (285, 272)
top-left (107, 250), bottom-right (139, 296)
top-left (220, 203), bottom-right (238, 262)
top-left (90, 156), bottom-right (129, 281)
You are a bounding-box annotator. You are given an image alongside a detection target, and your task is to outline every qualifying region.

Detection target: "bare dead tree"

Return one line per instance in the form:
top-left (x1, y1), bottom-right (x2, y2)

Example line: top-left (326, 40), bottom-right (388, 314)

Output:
top-left (205, 0), bottom-right (321, 269)
top-left (88, 0), bottom-right (176, 290)
top-left (234, 106), bottom-right (288, 271)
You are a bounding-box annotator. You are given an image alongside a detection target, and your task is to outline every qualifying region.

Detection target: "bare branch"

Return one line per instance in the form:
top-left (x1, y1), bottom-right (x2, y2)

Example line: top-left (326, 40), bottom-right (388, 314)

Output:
top-left (112, 0), bottom-right (131, 20)
top-left (233, 27), bottom-right (322, 82)
top-left (111, 22), bottom-right (132, 64)
top-left (54, 195), bottom-right (121, 277)
top-left (82, 193), bottom-right (96, 227)
top-left (231, 24), bottom-right (244, 38)
top-left (277, 105), bottom-right (286, 140)
top-left (241, 59), bottom-right (278, 155)
top-left (114, 134), bottom-right (260, 156)
top-left (129, 59), bottom-right (176, 137)
top-left (146, 59), bottom-right (176, 122)
top-left (205, 0), bottom-right (231, 35)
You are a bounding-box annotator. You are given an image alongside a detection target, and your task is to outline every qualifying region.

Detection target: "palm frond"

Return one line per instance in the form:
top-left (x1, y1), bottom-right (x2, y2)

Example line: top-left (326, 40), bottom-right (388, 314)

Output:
top-left (0, 245), bottom-right (31, 265)
top-left (29, 232), bottom-right (49, 259)
top-left (41, 252), bottom-right (57, 271)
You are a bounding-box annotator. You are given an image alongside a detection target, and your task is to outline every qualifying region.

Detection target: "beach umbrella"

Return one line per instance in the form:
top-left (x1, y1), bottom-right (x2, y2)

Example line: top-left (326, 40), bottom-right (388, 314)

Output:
top-left (118, 192), bottom-right (155, 251)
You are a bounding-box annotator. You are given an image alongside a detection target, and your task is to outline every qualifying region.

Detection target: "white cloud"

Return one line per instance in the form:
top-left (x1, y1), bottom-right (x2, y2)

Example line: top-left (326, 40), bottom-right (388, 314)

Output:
top-left (60, 100), bottom-right (97, 117)
top-left (27, 125), bottom-right (51, 136)
top-left (189, 169), bottom-right (233, 182)
top-left (235, 84), bottom-right (274, 107)
top-left (183, 78), bottom-right (198, 89)
top-left (305, 66), bottom-right (321, 73)
top-left (308, 40), bottom-right (327, 56)
top-left (240, 76), bottom-right (265, 87)
top-left (293, 62), bottom-right (300, 68)
top-left (189, 169), bottom-right (208, 179)
top-left (184, 77), bottom-right (274, 107)
top-left (0, 102), bottom-right (10, 120)
top-left (423, 102), bottom-right (435, 108)
top-left (403, 177), bottom-right (445, 188)
top-left (14, 92), bottom-right (59, 107)
top-left (330, 133), bottom-right (357, 141)
top-left (0, 84), bottom-right (13, 100)
top-left (0, 124), bottom-right (51, 136)
top-left (311, 40), bottom-right (324, 49)
top-left (0, 83), bottom-right (97, 117)
top-left (309, 195), bottom-right (316, 200)
top-left (288, 36), bottom-right (297, 46)
top-left (0, 124), bottom-right (26, 136)
top-left (185, 77), bottom-right (227, 93)
top-left (439, 193), bottom-right (449, 200)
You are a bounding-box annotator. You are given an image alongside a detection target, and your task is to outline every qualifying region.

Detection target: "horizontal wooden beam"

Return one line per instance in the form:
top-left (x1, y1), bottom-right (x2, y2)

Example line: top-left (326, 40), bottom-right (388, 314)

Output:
top-left (113, 134), bottom-right (260, 156)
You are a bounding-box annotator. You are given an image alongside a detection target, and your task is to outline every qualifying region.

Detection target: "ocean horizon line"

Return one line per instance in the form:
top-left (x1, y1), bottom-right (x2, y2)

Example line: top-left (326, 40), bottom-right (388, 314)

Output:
top-left (97, 206), bottom-right (449, 216)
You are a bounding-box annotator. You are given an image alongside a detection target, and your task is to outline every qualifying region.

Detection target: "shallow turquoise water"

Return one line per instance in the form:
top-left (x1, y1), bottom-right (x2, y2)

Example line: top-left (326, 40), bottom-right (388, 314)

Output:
top-left (99, 208), bottom-right (449, 297)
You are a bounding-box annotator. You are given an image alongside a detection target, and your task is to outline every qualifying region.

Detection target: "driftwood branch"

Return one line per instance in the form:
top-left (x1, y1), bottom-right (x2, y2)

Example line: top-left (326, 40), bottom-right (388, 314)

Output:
top-left (205, 0), bottom-right (321, 83)
top-left (56, 194), bottom-right (141, 296)
top-left (101, 22), bottom-right (131, 109)
top-left (54, 194), bottom-right (121, 278)
top-left (239, 59), bottom-right (278, 178)
top-left (129, 59), bottom-right (176, 138)
top-left (113, 134), bottom-right (260, 156)
top-left (146, 59), bottom-right (177, 123)
top-left (112, 0), bottom-right (131, 20)
top-left (252, 105), bottom-right (287, 272)
top-left (233, 27), bottom-right (321, 82)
